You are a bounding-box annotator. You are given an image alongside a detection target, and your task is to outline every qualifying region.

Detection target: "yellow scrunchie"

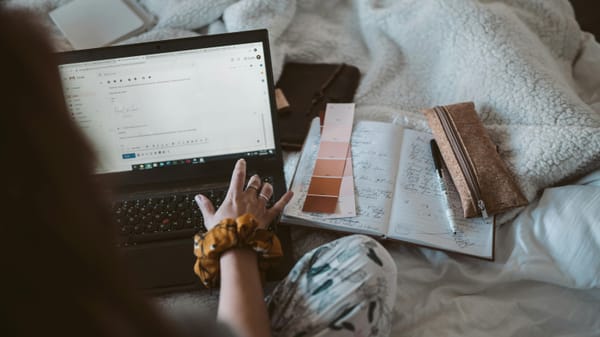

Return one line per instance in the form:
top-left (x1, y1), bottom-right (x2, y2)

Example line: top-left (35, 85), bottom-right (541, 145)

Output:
top-left (193, 214), bottom-right (282, 288)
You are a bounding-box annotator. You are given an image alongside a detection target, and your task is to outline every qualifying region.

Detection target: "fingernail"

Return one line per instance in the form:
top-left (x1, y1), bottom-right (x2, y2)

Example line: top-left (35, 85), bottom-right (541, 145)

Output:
top-left (194, 194), bottom-right (204, 205)
top-left (286, 191), bottom-right (294, 200)
top-left (239, 158), bottom-right (246, 164)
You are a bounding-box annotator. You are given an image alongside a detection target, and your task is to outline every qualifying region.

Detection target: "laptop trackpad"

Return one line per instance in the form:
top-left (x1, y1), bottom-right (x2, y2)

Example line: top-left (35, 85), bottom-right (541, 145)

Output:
top-left (121, 239), bottom-right (198, 290)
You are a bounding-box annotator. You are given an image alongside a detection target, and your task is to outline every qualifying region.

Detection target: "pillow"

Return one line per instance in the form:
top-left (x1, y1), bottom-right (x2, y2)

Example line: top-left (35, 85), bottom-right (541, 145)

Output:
top-left (504, 169), bottom-right (600, 288)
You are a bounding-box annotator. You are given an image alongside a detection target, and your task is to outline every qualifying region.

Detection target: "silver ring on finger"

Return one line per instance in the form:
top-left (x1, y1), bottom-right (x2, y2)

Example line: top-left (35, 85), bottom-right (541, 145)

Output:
top-left (246, 175), bottom-right (261, 192)
top-left (258, 193), bottom-right (269, 202)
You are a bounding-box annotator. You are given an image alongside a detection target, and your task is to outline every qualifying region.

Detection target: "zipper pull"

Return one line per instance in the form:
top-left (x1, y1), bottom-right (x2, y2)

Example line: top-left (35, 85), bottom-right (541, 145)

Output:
top-left (478, 199), bottom-right (489, 219)
top-left (478, 200), bottom-right (494, 226)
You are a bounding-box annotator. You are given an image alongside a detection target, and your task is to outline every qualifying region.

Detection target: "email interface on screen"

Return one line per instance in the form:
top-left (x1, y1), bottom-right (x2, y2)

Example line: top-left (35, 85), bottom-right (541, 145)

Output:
top-left (59, 42), bottom-right (275, 174)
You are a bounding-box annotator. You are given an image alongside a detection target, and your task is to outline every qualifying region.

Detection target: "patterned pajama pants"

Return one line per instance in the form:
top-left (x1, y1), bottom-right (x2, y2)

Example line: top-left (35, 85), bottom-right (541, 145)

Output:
top-left (266, 235), bottom-right (397, 337)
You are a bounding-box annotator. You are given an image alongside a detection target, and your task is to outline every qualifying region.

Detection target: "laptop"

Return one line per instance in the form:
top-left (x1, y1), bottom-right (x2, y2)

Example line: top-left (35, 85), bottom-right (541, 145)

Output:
top-left (56, 30), bottom-right (292, 293)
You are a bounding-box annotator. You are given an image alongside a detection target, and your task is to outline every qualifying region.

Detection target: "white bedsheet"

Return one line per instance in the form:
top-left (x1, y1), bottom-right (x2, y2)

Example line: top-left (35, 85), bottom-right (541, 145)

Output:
top-left (387, 169), bottom-right (600, 336)
top-left (8, 0), bottom-right (600, 335)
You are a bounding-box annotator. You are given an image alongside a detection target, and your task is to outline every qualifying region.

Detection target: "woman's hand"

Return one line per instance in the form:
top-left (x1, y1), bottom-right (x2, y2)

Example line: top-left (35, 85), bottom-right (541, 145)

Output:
top-left (194, 158), bottom-right (293, 231)
top-left (195, 158), bottom-right (290, 337)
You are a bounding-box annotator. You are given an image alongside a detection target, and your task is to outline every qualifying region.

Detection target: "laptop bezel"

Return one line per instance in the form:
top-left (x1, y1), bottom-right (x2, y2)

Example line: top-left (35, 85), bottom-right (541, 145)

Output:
top-left (56, 29), bottom-right (284, 188)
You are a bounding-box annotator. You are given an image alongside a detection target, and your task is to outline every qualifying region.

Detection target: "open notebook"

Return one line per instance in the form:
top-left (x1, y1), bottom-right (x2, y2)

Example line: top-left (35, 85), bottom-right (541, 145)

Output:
top-left (283, 118), bottom-right (495, 260)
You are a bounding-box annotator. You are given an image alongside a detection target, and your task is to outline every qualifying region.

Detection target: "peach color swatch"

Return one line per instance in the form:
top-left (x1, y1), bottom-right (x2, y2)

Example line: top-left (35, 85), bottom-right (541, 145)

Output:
top-left (313, 159), bottom-right (347, 177)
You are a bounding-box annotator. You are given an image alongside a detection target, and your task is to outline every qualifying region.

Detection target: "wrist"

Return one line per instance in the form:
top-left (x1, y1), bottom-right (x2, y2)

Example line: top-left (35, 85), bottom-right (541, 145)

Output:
top-left (220, 247), bottom-right (258, 266)
top-left (219, 248), bottom-right (260, 286)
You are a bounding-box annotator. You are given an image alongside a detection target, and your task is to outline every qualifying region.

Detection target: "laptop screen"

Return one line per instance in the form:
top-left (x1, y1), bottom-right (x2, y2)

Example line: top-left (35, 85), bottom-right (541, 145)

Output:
top-left (58, 41), bottom-right (275, 174)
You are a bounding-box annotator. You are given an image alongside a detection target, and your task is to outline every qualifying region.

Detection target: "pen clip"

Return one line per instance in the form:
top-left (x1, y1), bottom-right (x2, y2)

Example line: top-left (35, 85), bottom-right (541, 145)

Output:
top-left (430, 139), bottom-right (443, 176)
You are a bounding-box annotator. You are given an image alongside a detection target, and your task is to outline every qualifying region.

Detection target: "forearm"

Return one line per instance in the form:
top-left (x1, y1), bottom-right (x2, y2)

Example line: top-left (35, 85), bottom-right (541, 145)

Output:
top-left (218, 249), bottom-right (271, 337)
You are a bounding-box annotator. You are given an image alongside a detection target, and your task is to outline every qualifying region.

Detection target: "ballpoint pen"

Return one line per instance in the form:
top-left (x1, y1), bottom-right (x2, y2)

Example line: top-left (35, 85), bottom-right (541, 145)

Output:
top-left (430, 139), bottom-right (458, 234)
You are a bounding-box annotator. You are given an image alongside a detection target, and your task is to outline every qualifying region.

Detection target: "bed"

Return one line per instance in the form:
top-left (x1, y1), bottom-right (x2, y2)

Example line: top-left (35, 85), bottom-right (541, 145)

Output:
top-left (9, 0), bottom-right (600, 335)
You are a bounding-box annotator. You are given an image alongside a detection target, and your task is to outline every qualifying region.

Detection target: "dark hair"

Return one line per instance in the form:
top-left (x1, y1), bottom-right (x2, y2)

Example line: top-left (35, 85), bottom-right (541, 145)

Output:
top-left (0, 8), bottom-right (180, 337)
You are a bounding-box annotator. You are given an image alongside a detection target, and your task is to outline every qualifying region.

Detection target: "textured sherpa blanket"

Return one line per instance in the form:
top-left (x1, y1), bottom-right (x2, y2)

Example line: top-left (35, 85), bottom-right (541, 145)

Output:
top-left (7, 0), bottom-right (600, 222)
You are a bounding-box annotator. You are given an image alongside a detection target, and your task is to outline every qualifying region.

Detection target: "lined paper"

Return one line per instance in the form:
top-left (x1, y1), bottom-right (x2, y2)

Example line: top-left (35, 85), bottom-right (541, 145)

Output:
top-left (387, 129), bottom-right (493, 259)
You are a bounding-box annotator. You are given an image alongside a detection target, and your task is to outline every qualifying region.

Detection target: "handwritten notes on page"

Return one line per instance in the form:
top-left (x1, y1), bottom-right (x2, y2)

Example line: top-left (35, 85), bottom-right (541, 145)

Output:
top-left (284, 119), bottom-right (402, 235)
top-left (387, 129), bottom-right (494, 259)
top-left (283, 119), bottom-right (494, 259)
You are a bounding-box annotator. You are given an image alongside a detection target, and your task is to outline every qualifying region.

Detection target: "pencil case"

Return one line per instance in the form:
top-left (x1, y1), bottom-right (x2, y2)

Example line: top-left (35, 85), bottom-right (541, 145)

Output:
top-left (423, 102), bottom-right (528, 218)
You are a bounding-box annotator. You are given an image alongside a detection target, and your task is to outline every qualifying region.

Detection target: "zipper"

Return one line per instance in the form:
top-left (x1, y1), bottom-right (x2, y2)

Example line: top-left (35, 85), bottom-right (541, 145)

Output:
top-left (433, 106), bottom-right (489, 219)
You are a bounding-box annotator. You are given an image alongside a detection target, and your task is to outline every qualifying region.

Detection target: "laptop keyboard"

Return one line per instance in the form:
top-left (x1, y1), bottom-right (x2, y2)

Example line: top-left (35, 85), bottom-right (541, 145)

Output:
top-left (114, 177), bottom-right (274, 247)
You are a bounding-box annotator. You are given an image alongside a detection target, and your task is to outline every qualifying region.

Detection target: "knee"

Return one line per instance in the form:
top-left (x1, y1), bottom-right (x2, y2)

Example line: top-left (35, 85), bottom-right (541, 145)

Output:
top-left (337, 235), bottom-right (397, 276)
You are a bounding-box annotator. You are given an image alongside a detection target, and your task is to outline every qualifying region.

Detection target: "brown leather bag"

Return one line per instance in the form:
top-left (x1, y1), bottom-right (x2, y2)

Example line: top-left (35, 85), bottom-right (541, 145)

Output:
top-left (423, 102), bottom-right (528, 218)
top-left (275, 63), bottom-right (360, 150)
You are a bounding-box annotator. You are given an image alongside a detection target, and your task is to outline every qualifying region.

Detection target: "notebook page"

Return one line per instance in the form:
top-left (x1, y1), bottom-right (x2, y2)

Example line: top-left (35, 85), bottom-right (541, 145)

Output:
top-left (284, 119), bottom-right (403, 235)
top-left (387, 129), bottom-right (493, 259)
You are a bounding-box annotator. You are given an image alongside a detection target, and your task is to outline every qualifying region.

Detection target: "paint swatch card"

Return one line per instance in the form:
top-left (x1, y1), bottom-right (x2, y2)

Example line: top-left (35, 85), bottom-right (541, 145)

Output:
top-left (302, 103), bottom-right (355, 214)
